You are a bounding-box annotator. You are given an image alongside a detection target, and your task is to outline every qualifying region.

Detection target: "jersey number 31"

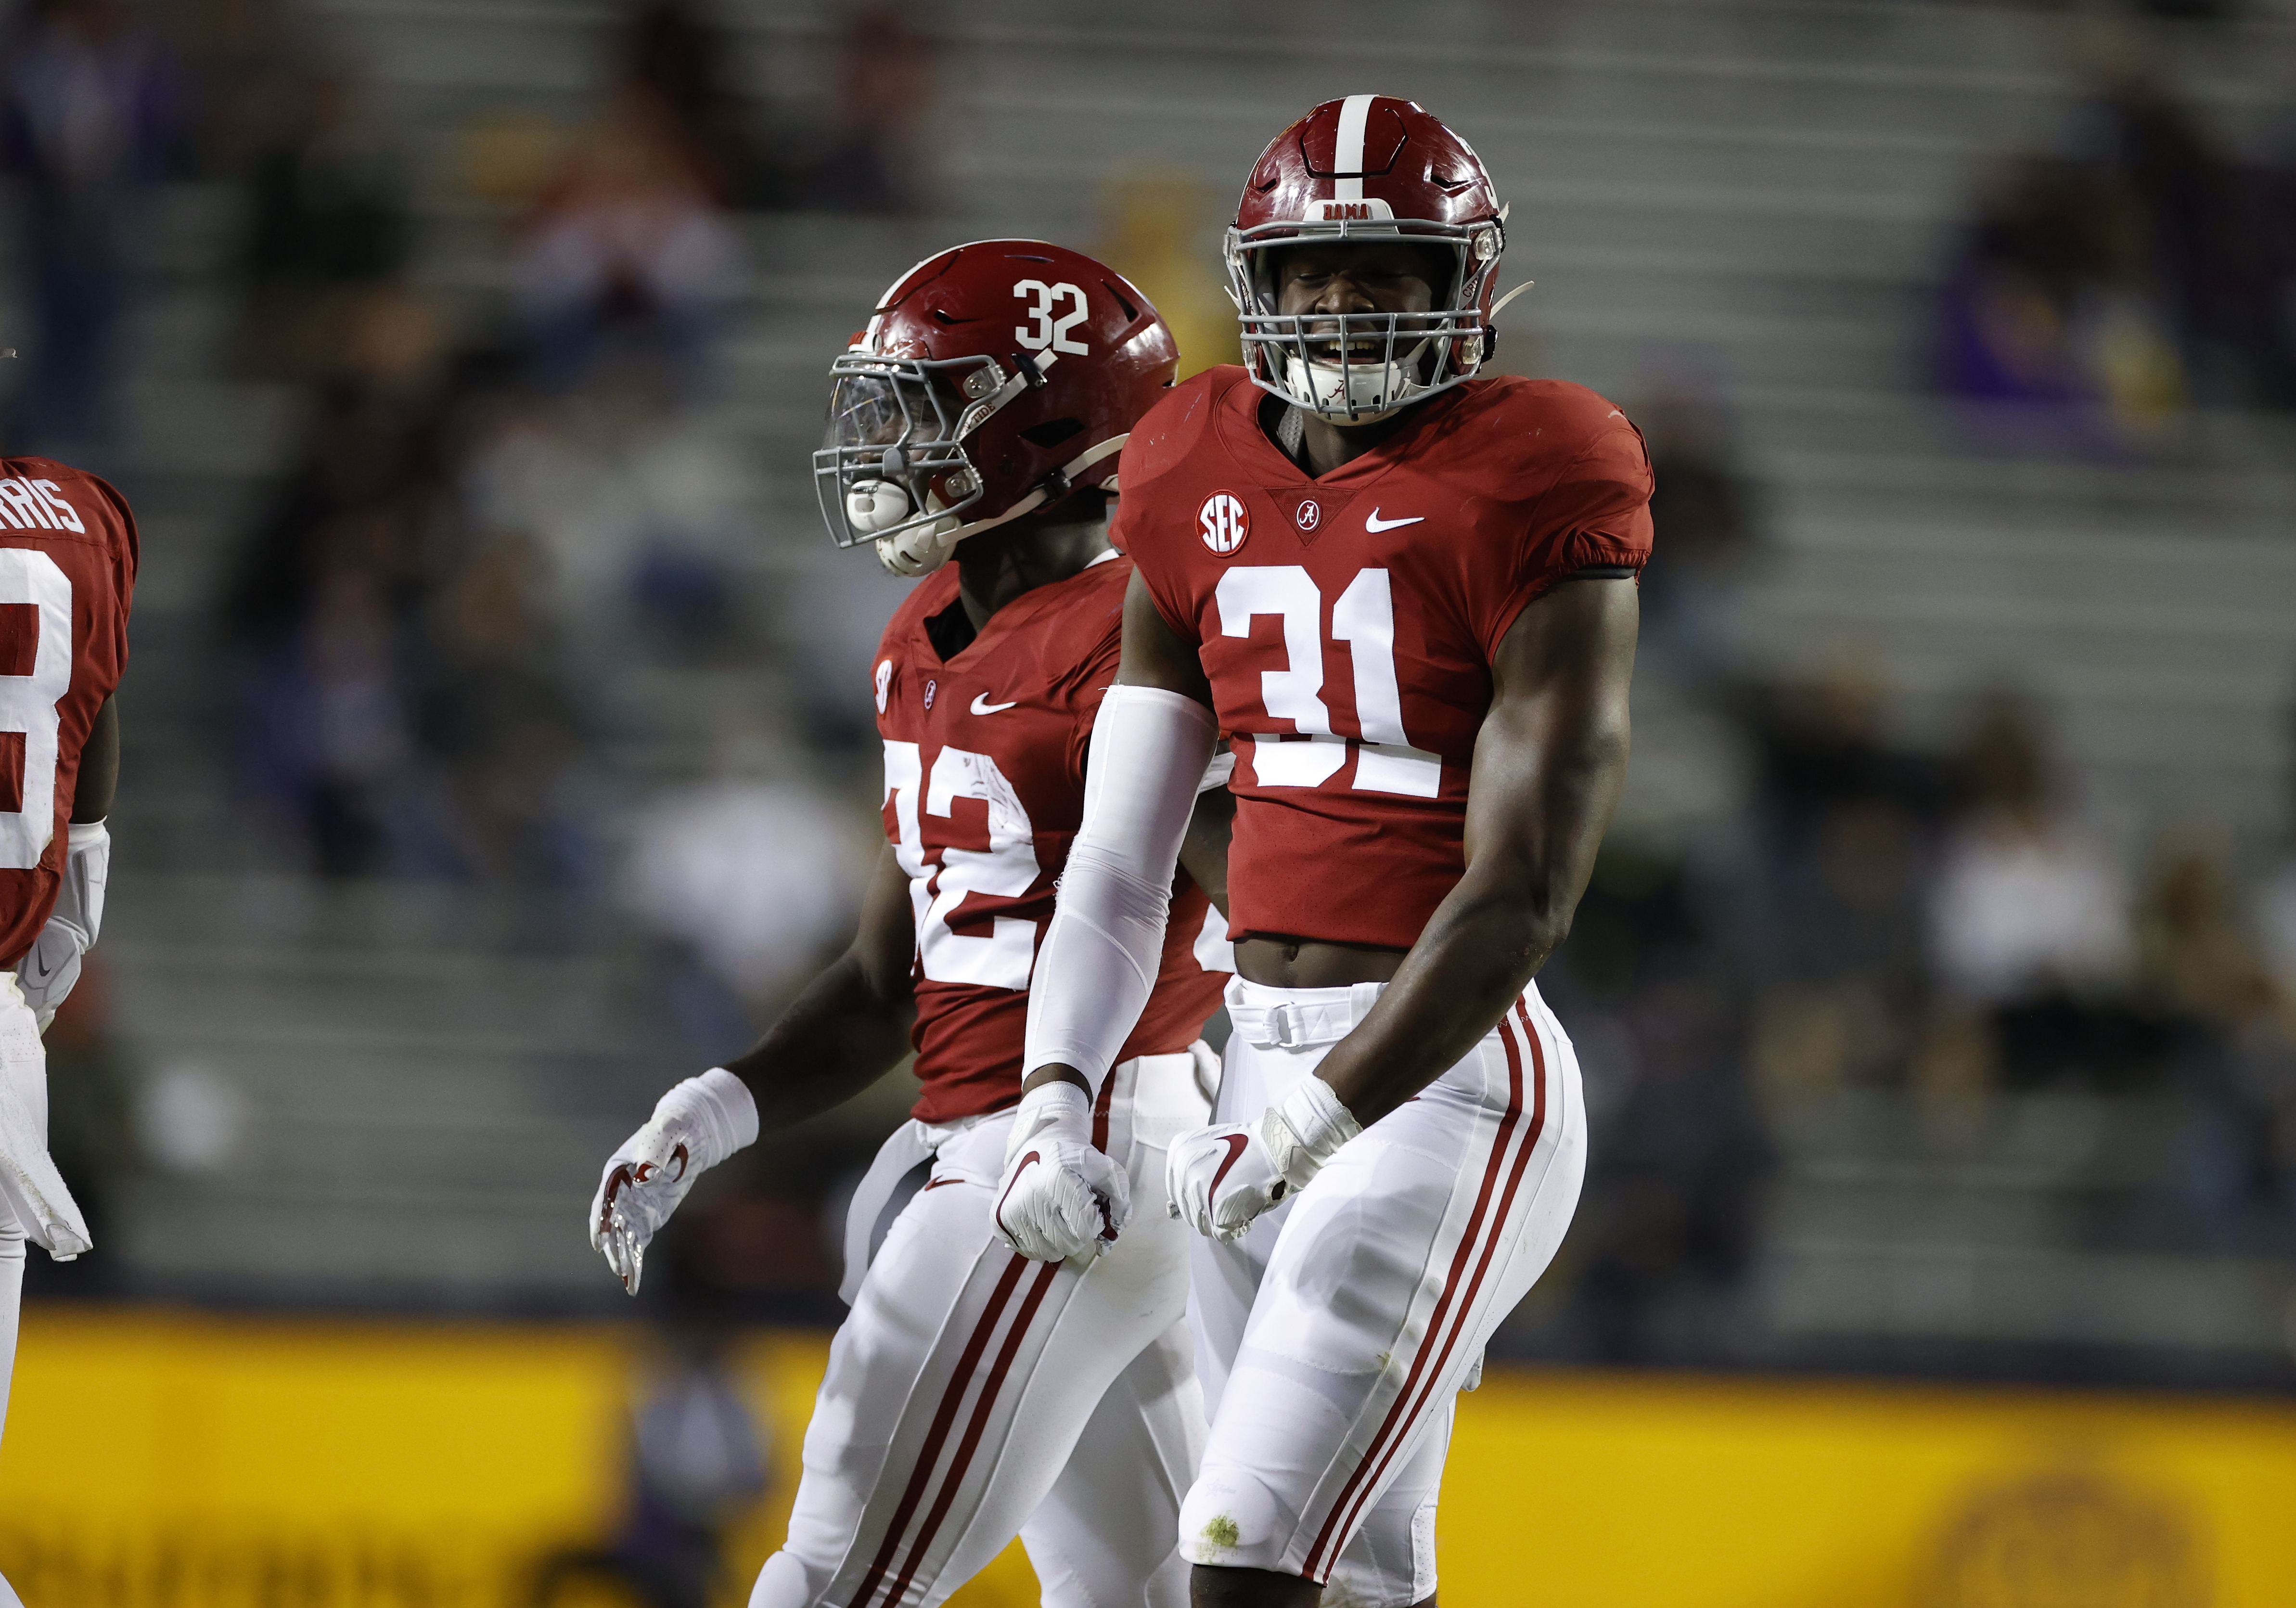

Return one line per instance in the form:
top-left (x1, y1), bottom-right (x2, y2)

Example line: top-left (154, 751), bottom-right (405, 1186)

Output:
top-left (1217, 566), bottom-right (1441, 798)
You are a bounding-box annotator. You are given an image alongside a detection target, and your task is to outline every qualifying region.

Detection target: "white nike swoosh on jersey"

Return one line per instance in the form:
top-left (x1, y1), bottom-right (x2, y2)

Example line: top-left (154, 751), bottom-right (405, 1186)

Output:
top-left (1364, 510), bottom-right (1424, 532)
top-left (970, 694), bottom-right (1019, 715)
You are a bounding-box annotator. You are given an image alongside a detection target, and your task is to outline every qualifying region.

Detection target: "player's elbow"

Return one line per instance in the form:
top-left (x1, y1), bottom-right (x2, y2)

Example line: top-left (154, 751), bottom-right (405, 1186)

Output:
top-left (1510, 896), bottom-right (1578, 974)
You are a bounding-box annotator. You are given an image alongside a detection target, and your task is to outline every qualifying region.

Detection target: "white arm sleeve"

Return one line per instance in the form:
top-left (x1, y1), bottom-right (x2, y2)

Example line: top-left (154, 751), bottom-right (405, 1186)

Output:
top-left (1024, 685), bottom-right (1219, 1090)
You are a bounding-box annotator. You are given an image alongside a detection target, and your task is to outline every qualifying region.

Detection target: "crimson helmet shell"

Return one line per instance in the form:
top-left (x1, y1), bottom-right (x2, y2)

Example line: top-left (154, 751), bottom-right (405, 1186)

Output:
top-left (816, 240), bottom-right (1180, 576)
top-left (1227, 96), bottom-right (1508, 421)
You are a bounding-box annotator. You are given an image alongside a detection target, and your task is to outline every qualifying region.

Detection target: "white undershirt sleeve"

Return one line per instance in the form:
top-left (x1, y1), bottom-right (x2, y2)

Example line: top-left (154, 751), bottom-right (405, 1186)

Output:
top-left (1024, 684), bottom-right (1220, 1091)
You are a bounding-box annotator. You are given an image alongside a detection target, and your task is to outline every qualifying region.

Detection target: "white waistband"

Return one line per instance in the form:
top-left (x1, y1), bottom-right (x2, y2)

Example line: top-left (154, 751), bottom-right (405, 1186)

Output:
top-left (1223, 977), bottom-right (1387, 1049)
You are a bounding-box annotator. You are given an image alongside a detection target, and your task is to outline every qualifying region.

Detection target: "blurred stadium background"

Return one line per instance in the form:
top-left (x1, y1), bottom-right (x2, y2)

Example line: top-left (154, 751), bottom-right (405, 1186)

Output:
top-left (4, 0), bottom-right (2296, 1602)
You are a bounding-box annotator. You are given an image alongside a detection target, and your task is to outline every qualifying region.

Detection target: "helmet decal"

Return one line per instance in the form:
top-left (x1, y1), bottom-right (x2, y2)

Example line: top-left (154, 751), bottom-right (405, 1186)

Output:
top-left (812, 241), bottom-right (1179, 577)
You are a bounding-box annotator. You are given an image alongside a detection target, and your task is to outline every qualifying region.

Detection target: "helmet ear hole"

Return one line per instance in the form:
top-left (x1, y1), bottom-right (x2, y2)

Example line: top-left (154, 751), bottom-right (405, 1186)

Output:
top-left (1019, 417), bottom-right (1085, 450)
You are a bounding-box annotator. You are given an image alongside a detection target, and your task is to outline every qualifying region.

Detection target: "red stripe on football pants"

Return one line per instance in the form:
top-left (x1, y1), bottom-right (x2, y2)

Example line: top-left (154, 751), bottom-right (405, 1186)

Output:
top-left (848, 1254), bottom-right (1032, 1608)
top-left (1304, 996), bottom-right (1550, 1579)
top-left (875, 1258), bottom-right (1065, 1608)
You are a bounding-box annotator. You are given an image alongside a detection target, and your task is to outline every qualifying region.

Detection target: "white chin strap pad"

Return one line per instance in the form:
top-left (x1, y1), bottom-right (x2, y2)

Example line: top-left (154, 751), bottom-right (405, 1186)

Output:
top-left (1281, 340), bottom-right (1436, 424)
top-left (1024, 686), bottom-right (1219, 1090)
top-left (847, 479), bottom-right (913, 534)
top-left (877, 515), bottom-right (963, 578)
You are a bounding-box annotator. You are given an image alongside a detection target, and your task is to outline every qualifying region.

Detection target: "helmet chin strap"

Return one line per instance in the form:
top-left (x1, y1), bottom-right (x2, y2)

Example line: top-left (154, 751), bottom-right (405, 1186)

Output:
top-left (875, 433), bottom-right (1129, 578)
top-left (1488, 280), bottom-right (1536, 321)
top-left (1282, 335), bottom-right (1436, 426)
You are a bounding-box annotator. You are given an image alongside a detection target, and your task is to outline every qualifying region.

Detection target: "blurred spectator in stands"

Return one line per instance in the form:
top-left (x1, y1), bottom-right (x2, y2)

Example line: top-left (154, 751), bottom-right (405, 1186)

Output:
top-left (2138, 829), bottom-right (2296, 1241)
top-left (168, 0), bottom-right (311, 173)
top-left (531, 1323), bottom-right (770, 1608)
top-left (1745, 656), bottom-right (1951, 868)
top-left (460, 353), bottom-right (753, 640)
top-left (2263, 860), bottom-right (2296, 1006)
top-left (2136, 827), bottom-right (2272, 1029)
top-left (240, 553), bottom-right (416, 875)
top-left (1094, 167), bottom-right (1239, 378)
top-left (798, 1), bottom-right (933, 213)
top-left (617, 0), bottom-right (760, 207)
top-left (228, 286), bottom-right (455, 873)
top-left (1938, 153), bottom-right (2184, 440)
top-left (622, 721), bottom-right (864, 1058)
top-left (516, 88), bottom-right (739, 395)
top-left (414, 530), bottom-right (587, 888)
top-left (1942, 56), bottom-right (2296, 429)
top-left (1928, 695), bottom-right (2156, 1089)
top-left (0, 0), bottom-right (183, 458)
top-left (226, 284), bottom-right (453, 644)
top-left (235, 71), bottom-right (411, 378)
top-left (1633, 385), bottom-right (1756, 668)
top-left (1550, 843), bottom-right (1705, 1010)
top-left (1749, 800), bottom-right (1931, 1110)
top-left (2072, 58), bottom-right (2296, 408)
top-left (1572, 979), bottom-right (1772, 1364)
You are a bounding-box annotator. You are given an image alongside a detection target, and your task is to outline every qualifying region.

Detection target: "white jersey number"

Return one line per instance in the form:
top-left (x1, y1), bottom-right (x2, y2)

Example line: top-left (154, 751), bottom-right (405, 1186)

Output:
top-left (884, 740), bottom-right (1043, 990)
top-left (1014, 281), bottom-right (1090, 356)
top-left (1215, 566), bottom-right (1441, 798)
top-left (0, 549), bottom-right (73, 869)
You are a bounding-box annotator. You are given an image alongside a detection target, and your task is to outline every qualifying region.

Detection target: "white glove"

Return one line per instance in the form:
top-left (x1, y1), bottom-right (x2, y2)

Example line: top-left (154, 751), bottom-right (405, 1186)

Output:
top-left (992, 1080), bottom-right (1130, 1262)
top-left (0, 1029), bottom-right (90, 1261)
top-left (590, 1068), bottom-right (758, 1295)
top-left (1167, 1075), bottom-right (1360, 1242)
top-left (17, 819), bottom-right (107, 1032)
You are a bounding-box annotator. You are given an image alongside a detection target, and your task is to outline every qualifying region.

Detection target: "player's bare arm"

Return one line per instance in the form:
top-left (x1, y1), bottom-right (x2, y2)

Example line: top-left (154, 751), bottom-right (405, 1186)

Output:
top-left (590, 846), bottom-right (918, 1293)
top-left (720, 843), bottom-right (918, 1129)
top-left (1309, 575), bottom-right (1637, 1124)
top-left (1179, 783), bottom-right (1234, 922)
top-left (74, 697), bottom-right (119, 822)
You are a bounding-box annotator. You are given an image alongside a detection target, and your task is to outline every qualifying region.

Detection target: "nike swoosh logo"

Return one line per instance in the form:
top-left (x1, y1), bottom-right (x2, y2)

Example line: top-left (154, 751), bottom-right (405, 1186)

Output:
top-left (1364, 510), bottom-right (1424, 532)
top-left (994, 1150), bottom-right (1042, 1241)
top-left (1208, 1132), bottom-right (1253, 1196)
top-left (971, 694), bottom-right (1019, 715)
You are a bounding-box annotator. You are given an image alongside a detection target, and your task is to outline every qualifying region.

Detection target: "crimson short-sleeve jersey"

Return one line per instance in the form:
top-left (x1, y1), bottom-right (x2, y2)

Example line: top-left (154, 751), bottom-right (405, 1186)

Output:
top-left (1115, 367), bottom-right (1653, 951)
top-left (875, 553), bottom-right (1226, 1124)
top-left (0, 458), bottom-right (137, 966)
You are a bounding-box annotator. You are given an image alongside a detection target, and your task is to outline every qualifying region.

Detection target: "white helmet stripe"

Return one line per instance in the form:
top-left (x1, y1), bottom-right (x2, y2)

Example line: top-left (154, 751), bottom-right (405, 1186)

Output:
top-left (1332, 93), bottom-right (1374, 202)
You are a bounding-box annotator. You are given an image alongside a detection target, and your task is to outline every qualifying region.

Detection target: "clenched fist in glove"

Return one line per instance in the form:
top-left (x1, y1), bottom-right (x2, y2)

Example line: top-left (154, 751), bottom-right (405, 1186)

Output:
top-left (993, 1080), bottom-right (1129, 1262)
top-left (590, 1068), bottom-right (758, 1294)
top-left (1167, 1075), bottom-right (1360, 1242)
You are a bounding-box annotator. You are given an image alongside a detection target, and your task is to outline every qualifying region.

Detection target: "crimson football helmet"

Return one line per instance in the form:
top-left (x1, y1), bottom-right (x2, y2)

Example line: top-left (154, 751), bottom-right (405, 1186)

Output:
top-left (815, 240), bottom-right (1180, 577)
top-left (1227, 95), bottom-right (1511, 424)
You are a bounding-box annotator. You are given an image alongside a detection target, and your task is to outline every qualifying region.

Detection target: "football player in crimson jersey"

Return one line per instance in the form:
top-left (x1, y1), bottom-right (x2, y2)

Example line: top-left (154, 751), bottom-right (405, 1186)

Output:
top-left (0, 443), bottom-right (134, 1608)
top-left (589, 242), bottom-right (1239, 1608)
top-left (997, 98), bottom-right (1653, 1608)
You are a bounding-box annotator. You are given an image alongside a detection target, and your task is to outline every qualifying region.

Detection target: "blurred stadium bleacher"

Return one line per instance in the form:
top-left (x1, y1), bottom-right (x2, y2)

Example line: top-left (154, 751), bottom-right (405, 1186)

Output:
top-left (6, 0), bottom-right (2296, 1382)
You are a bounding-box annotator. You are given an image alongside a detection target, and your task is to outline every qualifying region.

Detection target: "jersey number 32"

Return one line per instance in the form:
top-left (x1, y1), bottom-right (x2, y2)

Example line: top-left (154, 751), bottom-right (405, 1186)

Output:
top-left (883, 740), bottom-right (1041, 990)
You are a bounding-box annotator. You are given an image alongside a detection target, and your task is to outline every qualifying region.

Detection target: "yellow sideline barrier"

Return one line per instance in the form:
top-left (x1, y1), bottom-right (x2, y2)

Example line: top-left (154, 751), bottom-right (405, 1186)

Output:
top-left (1, 1307), bottom-right (2292, 1606)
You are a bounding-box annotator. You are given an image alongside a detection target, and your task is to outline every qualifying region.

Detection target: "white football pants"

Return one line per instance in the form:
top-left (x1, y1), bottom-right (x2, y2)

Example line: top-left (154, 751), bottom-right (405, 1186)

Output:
top-left (749, 1047), bottom-right (1216, 1608)
top-left (1180, 979), bottom-right (1587, 1607)
top-left (0, 979), bottom-right (44, 1608)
